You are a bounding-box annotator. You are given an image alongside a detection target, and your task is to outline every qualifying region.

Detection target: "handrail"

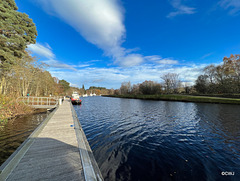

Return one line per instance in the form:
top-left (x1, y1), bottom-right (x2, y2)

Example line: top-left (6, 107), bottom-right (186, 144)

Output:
top-left (17, 96), bottom-right (61, 108)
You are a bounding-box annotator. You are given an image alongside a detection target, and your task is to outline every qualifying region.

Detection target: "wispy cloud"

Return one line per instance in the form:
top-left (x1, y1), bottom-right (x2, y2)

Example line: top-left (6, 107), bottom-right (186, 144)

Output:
top-left (145, 55), bottom-right (179, 65)
top-left (157, 59), bottom-right (179, 65)
top-left (28, 43), bottom-right (78, 71)
top-left (43, 59), bottom-right (77, 71)
top-left (219, 0), bottom-right (240, 15)
top-left (76, 64), bottom-right (92, 68)
top-left (167, 0), bottom-right (196, 18)
top-left (145, 55), bottom-right (162, 61)
top-left (37, 0), bottom-right (146, 67)
top-left (200, 52), bottom-right (214, 59)
top-left (28, 43), bottom-right (55, 59)
top-left (49, 62), bottom-right (208, 89)
top-left (116, 54), bottom-right (144, 67)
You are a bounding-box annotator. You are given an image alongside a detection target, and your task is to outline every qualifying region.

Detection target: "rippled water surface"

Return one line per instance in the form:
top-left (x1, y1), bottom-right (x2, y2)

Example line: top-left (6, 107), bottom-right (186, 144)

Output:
top-left (0, 112), bottom-right (49, 166)
top-left (74, 96), bottom-right (240, 181)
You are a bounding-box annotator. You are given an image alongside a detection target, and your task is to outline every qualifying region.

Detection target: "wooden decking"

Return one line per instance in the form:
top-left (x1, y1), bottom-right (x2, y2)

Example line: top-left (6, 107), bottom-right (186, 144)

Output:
top-left (0, 99), bottom-right (102, 181)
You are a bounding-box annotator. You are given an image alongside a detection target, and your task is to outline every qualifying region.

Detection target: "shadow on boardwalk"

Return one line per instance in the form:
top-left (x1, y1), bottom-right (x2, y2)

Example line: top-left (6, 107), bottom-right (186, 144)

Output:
top-left (5, 137), bottom-right (84, 181)
top-left (1, 99), bottom-right (103, 181)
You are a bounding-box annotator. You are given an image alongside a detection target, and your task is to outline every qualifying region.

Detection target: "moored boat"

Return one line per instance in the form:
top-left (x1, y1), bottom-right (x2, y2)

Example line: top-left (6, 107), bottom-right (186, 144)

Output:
top-left (71, 92), bottom-right (82, 105)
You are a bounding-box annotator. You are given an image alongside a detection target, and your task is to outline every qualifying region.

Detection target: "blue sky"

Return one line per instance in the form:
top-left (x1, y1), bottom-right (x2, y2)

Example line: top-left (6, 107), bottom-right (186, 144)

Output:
top-left (15, 0), bottom-right (240, 89)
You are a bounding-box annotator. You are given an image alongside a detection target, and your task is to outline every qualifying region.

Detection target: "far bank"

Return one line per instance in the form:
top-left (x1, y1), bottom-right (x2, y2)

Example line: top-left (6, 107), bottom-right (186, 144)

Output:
top-left (102, 94), bottom-right (240, 105)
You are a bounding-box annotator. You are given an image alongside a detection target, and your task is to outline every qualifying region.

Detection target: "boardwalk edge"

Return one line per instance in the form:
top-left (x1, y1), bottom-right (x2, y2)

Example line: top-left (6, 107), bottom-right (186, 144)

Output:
top-left (0, 106), bottom-right (59, 181)
top-left (70, 102), bottom-right (104, 181)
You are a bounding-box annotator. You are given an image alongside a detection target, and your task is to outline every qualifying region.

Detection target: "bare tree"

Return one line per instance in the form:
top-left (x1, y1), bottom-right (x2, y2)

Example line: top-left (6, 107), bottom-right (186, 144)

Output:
top-left (161, 73), bottom-right (181, 93)
top-left (204, 64), bottom-right (216, 84)
top-left (120, 81), bottom-right (131, 95)
top-left (131, 84), bottom-right (140, 95)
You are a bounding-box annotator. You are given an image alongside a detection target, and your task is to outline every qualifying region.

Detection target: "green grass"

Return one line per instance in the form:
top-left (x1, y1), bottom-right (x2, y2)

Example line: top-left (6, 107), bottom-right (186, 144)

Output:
top-left (103, 94), bottom-right (240, 105)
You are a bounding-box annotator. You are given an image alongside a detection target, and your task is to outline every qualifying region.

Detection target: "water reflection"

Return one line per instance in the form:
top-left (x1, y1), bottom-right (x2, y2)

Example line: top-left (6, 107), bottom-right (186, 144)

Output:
top-left (75, 97), bottom-right (240, 181)
top-left (0, 112), bottom-right (49, 166)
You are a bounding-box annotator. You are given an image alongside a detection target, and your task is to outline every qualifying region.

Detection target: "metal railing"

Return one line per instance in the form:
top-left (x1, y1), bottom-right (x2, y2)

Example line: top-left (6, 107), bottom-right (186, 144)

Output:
top-left (17, 96), bottom-right (60, 109)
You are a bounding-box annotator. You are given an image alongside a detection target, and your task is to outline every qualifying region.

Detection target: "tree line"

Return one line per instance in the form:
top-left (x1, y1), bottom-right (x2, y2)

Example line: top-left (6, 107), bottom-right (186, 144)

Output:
top-left (195, 54), bottom-right (240, 94)
top-left (117, 71), bottom-right (189, 95)
top-left (0, 0), bottom-right (54, 97)
top-left (117, 76), bottom-right (184, 96)
top-left (72, 85), bottom-right (114, 96)
top-left (0, 0), bottom-right (80, 98)
top-left (117, 54), bottom-right (240, 96)
top-left (2, 1), bottom-right (240, 99)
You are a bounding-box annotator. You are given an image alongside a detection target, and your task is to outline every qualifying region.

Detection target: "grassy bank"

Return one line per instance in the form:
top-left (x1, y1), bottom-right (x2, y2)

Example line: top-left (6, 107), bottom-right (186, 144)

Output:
top-left (103, 94), bottom-right (240, 105)
top-left (0, 94), bottom-right (33, 121)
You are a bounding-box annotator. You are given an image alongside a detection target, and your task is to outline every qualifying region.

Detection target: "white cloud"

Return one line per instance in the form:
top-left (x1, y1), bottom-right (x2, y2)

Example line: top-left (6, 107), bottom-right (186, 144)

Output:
top-left (200, 52), bottom-right (214, 59)
top-left (28, 43), bottom-right (78, 71)
top-left (27, 43), bottom-right (55, 58)
top-left (145, 55), bottom-right (162, 61)
top-left (116, 54), bottom-right (144, 67)
top-left (86, 60), bottom-right (101, 63)
top-left (43, 59), bottom-right (77, 71)
top-left (36, 0), bottom-right (189, 67)
top-left (167, 0), bottom-right (196, 18)
top-left (76, 64), bottom-right (92, 68)
top-left (159, 64), bottom-right (206, 84)
top-left (49, 62), bottom-right (208, 89)
top-left (37, 0), bottom-right (144, 66)
top-left (145, 56), bottom-right (179, 65)
top-left (219, 0), bottom-right (240, 15)
top-left (157, 59), bottom-right (179, 65)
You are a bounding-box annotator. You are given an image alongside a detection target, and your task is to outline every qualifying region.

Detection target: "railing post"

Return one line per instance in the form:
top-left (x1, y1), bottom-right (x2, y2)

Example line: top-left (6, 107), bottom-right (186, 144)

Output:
top-left (59, 98), bottom-right (62, 105)
top-left (18, 96), bottom-right (60, 108)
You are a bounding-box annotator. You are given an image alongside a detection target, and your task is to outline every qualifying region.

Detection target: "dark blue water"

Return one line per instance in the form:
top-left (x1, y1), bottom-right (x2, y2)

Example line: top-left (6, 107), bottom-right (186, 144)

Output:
top-left (74, 96), bottom-right (240, 181)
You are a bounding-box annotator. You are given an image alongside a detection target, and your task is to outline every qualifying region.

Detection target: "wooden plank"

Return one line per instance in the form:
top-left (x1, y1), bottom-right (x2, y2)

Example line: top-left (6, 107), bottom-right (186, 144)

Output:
top-left (1, 100), bottom-right (87, 181)
top-left (0, 106), bottom-right (58, 180)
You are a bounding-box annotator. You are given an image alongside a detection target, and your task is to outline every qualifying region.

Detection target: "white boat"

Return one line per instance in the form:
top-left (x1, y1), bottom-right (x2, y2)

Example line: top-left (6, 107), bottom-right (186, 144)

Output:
top-left (83, 94), bottom-right (88, 97)
top-left (72, 92), bottom-right (80, 98)
top-left (71, 92), bottom-right (82, 105)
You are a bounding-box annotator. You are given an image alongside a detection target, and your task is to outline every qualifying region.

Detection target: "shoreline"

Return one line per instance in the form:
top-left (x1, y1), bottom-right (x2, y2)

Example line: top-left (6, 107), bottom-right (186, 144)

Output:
top-left (102, 94), bottom-right (240, 105)
top-left (0, 108), bottom-right (50, 123)
top-left (0, 100), bottom-right (103, 181)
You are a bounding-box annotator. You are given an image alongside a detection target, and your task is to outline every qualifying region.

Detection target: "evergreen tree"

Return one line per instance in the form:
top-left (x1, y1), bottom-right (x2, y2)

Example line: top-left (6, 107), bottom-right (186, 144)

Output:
top-left (0, 0), bottom-right (37, 71)
top-left (59, 79), bottom-right (70, 92)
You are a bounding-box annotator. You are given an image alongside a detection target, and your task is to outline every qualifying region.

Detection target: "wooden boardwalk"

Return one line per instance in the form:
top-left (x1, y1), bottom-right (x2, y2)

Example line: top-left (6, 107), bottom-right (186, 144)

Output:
top-left (0, 99), bottom-right (102, 181)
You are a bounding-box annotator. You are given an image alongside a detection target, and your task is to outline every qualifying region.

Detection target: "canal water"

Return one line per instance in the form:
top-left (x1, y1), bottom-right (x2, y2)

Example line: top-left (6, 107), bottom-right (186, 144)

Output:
top-left (0, 112), bottom-right (50, 166)
top-left (74, 96), bottom-right (240, 181)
